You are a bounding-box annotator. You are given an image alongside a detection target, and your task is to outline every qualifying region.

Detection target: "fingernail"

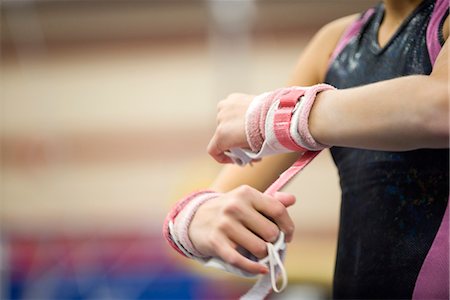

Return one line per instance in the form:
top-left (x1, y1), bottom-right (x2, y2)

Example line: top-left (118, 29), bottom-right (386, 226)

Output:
top-left (260, 266), bottom-right (269, 274)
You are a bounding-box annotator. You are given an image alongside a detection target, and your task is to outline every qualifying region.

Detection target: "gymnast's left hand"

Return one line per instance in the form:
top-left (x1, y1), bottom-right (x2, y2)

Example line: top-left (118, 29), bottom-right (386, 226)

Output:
top-left (207, 93), bottom-right (254, 163)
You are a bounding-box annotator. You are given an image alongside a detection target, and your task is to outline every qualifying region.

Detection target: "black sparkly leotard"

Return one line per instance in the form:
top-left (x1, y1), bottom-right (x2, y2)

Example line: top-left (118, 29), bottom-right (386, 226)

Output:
top-left (324, 1), bottom-right (449, 298)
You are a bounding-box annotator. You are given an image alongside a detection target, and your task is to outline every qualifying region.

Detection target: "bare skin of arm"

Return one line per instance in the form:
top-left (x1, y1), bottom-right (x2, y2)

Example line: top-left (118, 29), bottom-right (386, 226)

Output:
top-left (188, 15), bottom-right (357, 275)
top-left (309, 1), bottom-right (449, 151)
top-left (310, 13), bottom-right (449, 150)
top-left (309, 16), bottom-right (450, 150)
top-left (210, 14), bottom-right (359, 192)
top-left (310, 39), bottom-right (449, 150)
top-left (191, 9), bottom-right (448, 274)
top-left (309, 14), bottom-right (450, 151)
top-left (208, 16), bottom-right (449, 162)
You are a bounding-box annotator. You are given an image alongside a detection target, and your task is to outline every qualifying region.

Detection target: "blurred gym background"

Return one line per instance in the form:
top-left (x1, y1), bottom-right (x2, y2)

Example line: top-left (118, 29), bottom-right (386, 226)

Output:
top-left (1, 0), bottom-right (377, 299)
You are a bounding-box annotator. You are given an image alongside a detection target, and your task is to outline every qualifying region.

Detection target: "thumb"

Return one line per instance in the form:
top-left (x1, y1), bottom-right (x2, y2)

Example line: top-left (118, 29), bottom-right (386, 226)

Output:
top-left (273, 192), bottom-right (296, 207)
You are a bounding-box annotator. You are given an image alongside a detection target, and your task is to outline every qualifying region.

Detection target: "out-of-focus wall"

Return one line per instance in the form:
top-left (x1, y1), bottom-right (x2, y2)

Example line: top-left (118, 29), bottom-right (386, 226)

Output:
top-left (1, 1), bottom-right (377, 299)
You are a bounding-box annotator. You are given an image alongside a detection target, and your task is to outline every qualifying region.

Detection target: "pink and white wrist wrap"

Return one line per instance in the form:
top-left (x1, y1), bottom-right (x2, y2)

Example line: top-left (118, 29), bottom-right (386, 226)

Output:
top-left (163, 84), bottom-right (335, 300)
top-left (163, 190), bottom-right (220, 258)
top-left (227, 84), bottom-right (335, 165)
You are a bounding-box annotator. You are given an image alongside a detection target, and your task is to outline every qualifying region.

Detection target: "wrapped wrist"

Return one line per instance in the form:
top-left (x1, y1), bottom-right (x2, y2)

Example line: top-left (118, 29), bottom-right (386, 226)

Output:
top-left (228, 84), bottom-right (336, 166)
top-left (163, 190), bottom-right (220, 258)
top-left (290, 84), bottom-right (334, 151)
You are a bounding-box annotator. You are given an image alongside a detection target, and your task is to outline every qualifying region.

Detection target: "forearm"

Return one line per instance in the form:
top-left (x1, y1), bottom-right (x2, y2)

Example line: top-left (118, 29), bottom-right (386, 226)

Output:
top-left (208, 17), bottom-right (356, 191)
top-left (310, 75), bottom-right (449, 151)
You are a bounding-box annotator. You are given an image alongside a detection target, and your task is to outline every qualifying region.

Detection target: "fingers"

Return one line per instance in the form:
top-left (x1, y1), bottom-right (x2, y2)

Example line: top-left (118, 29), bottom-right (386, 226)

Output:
top-left (230, 186), bottom-right (296, 243)
top-left (214, 237), bottom-right (268, 275)
top-left (197, 185), bottom-right (296, 275)
top-left (207, 135), bottom-right (232, 164)
top-left (274, 192), bottom-right (296, 208)
top-left (241, 207), bottom-right (281, 245)
top-left (250, 191), bottom-right (296, 243)
top-left (221, 217), bottom-right (269, 259)
top-left (207, 93), bottom-right (254, 164)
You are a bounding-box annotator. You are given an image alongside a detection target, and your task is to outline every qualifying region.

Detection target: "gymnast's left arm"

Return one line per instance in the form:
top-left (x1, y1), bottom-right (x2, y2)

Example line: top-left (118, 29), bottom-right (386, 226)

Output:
top-left (309, 39), bottom-right (448, 151)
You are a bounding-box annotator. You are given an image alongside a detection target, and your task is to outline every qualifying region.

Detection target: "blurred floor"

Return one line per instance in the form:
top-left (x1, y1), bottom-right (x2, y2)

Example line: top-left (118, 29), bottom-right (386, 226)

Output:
top-left (1, 1), bottom-right (377, 299)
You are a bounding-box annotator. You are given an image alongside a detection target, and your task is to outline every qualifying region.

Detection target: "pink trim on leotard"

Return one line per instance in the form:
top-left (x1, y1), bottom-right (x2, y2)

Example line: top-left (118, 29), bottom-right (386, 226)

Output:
top-left (328, 8), bottom-right (376, 66)
top-left (426, 0), bottom-right (448, 65)
top-left (412, 202), bottom-right (449, 299)
top-left (413, 2), bottom-right (449, 297)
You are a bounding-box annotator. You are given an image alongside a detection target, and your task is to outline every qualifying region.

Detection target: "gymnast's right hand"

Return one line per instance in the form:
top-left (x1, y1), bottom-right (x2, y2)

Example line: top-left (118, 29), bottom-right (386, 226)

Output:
top-left (188, 185), bottom-right (296, 274)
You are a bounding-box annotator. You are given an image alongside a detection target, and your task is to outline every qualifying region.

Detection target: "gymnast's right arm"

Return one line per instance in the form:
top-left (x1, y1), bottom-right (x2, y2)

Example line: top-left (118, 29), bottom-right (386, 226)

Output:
top-left (163, 15), bottom-right (356, 275)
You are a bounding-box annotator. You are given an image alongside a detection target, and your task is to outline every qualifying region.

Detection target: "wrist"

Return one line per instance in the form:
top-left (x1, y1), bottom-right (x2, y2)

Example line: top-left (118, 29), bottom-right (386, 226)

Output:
top-left (163, 190), bottom-right (219, 258)
top-left (227, 84), bottom-right (336, 166)
top-left (245, 92), bottom-right (270, 151)
top-left (174, 192), bottom-right (219, 257)
top-left (309, 89), bottom-right (334, 147)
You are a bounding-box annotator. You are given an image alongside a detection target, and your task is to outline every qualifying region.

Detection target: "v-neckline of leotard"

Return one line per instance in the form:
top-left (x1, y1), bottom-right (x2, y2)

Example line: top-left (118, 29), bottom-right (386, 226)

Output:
top-left (370, 0), bottom-right (433, 54)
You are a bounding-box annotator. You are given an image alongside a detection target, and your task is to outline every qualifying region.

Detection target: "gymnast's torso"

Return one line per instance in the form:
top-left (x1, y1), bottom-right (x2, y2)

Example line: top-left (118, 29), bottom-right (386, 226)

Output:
top-left (325, 0), bottom-right (449, 298)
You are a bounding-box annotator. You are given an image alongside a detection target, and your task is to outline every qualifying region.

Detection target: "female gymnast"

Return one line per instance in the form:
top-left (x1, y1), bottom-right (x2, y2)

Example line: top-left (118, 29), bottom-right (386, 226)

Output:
top-left (164, 0), bottom-right (449, 298)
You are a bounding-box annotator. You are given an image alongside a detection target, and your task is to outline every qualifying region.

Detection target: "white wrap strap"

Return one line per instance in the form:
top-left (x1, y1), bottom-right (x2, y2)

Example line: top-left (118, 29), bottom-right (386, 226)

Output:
top-left (204, 232), bottom-right (288, 299)
top-left (226, 99), bottom-right (292, 166)
top-left (168, 221), bottom-right (194, 258)
top-left (265, 242), bottom-right (287, 293)
top-left (169, 216), bottom-right (287, 296)
top-left (240, 232), bottom-right (287, 300)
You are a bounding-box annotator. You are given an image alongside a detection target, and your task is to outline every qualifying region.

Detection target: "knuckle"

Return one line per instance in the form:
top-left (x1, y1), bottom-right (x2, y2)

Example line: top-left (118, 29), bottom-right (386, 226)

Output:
top-left (209, 235), bottom-right (222, 249)
top-left (216, 217), bottom-right (232, 232)
top-left (224, 252), bottom-right (238, 266)
top-left (270, 201), bottom-right (286, 218)
top-left (210, 134), bottom-right (224, 153)
top-left (287, 223), bottom-right (295, 235)
top-left (215, 139), bottom-right (223, 153)
top-left (222, 201), bottom-right (241, 216)
top-left (254, 242), bottom-right (268, 258)
top-left (216, 124), bottom-right (225, 137)
top-left (263, 227), bottom-right (280, 242)
top-left (235, 185), bottom-right (253, 197)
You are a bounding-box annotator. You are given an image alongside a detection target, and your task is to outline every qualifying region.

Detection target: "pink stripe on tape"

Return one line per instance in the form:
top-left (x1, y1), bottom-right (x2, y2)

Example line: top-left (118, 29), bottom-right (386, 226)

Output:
top-left (247, 150), bottom-right (321, 300)
top-left (273, 89), bottom-right (308, 152)
top-left (412, 202), bottom-right (449, 299)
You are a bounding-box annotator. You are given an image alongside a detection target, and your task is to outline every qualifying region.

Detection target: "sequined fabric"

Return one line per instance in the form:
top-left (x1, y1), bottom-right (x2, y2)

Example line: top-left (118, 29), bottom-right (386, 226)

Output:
top-left (325, 0), bottom-right (449, 298)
